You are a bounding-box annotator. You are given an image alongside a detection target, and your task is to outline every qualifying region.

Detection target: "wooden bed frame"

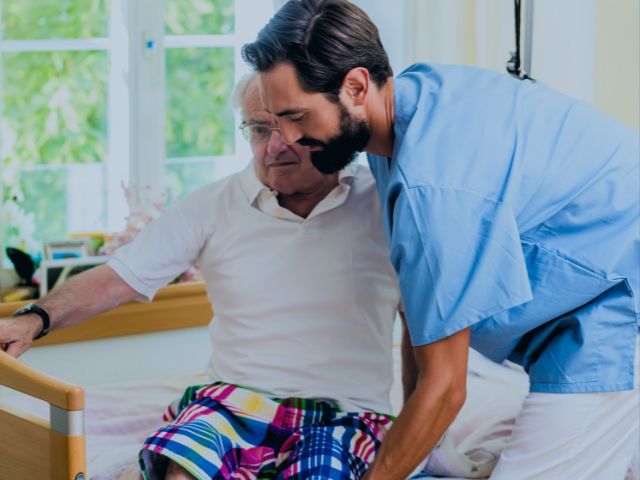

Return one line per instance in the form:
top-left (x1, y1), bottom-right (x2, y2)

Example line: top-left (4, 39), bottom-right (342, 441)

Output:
top-left (0, 282), bottom-right (212, 480)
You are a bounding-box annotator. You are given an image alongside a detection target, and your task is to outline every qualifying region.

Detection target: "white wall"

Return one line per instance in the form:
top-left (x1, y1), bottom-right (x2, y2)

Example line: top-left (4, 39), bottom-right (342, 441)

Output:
top-left (401, 0), bottom-right (639, 130)
top-left (594, 0), bottom-right (640, 130)
top-left (351, 0), bottom-right (407, 76)
top-left (530, 0), bottom-right (597, 104)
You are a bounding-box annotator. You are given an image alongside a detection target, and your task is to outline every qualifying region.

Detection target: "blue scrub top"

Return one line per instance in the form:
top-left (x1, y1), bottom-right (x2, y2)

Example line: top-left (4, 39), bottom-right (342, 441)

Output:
top-left (368, 63), bottom-right (640, 393)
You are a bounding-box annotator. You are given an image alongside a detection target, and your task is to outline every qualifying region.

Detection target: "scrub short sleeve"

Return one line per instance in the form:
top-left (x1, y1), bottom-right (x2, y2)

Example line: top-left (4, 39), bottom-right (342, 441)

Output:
top-left (390, 185), bottom-right (532, 346)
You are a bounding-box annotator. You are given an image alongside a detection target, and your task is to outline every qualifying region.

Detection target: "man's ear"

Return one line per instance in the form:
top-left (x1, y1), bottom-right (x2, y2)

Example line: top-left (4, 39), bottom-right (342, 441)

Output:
top-left (340, 67), bottom-right (370, 107)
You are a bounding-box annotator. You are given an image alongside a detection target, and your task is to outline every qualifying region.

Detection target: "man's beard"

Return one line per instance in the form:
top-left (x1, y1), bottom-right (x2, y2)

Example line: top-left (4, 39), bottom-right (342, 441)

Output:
top-left (301, 104), bottom-right (370, 175)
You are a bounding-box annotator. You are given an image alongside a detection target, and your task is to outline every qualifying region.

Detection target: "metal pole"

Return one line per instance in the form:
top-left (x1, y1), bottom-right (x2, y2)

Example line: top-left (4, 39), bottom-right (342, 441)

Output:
top-left (524, 0), bottom-right (534, 76)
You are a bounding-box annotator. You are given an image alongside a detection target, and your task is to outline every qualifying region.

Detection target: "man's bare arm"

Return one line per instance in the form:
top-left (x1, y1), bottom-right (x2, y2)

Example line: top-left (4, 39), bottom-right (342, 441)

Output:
top-left (0, 265), bottom-right (138, 357)
top-left (364, 327), bottom-right (470, 480)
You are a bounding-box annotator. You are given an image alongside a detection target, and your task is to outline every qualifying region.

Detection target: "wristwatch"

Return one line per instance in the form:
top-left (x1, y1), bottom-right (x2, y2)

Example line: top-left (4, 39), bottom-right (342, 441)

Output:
top-left (13, 303), bottom-right (51, 340)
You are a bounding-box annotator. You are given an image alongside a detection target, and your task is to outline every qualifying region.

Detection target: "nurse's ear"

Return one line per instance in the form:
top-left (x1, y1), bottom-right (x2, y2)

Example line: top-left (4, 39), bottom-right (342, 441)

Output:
top-left (340, 67), bottom-right (369, 108)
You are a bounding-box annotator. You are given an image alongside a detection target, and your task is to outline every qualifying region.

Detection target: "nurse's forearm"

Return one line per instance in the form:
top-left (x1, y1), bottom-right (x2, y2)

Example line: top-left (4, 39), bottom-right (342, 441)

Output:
top-left (364, 377), bottom-right (464, 479)
top-left (364, 328), bottom-right (470, 480)
top-left (401, 314), bottom-right (418, 402)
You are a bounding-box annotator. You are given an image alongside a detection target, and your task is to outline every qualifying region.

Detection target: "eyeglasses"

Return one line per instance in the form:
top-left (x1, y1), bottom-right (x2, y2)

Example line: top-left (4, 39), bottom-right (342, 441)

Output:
top-left (239, 121), bottom-right (281, 144)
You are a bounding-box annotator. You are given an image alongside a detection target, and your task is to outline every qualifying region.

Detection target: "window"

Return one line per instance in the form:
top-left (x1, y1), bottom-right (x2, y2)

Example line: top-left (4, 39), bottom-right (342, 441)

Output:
top-left (164, 0), bottom-right (236, 200)
top-left (1, 0), bottom-right (111, 259)
top-left (0, 0), bottom-right (274, 263)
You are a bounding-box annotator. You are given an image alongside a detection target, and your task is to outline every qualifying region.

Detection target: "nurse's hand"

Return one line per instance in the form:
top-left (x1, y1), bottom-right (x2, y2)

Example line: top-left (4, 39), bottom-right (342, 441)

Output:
top-left (364, 327), bottom-right (470, 480)
top-left (0, 315), bottom-right (42, 357)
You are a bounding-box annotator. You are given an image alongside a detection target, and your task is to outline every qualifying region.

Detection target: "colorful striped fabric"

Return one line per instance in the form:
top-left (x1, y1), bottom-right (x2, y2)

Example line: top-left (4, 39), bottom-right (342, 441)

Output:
top-left (139, 382), bottom-right (393, 479)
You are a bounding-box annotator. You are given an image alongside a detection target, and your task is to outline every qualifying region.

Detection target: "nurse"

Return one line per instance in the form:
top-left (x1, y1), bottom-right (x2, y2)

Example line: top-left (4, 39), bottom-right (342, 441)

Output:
top-left (243, 1), bottom-right (640, 479)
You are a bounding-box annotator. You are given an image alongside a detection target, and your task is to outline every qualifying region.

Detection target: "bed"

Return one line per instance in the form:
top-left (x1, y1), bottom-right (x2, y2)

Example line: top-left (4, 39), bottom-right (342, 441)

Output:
top-left (0, 281), bottom-right (530, 480)
top-left (0, 282), bottom-right (213, 480)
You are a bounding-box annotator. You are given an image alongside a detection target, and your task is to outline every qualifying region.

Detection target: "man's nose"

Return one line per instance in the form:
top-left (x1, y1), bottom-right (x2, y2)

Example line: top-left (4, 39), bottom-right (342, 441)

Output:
top-left (266, 129), bottom-right (289, 156)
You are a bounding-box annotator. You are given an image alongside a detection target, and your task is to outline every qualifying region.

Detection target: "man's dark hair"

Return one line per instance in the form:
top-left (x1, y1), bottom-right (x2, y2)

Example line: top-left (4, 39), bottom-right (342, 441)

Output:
top-left (242, 0), bottom-right (392, 98)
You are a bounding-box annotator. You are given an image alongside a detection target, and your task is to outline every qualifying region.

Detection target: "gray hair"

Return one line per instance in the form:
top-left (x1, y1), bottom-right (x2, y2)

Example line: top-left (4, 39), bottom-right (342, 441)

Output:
top-left (231, 72), bottom-right (259, 117)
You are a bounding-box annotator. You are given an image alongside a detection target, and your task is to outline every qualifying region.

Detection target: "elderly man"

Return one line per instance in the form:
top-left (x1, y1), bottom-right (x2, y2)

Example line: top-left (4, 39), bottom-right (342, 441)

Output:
top-left (242, 1), bottom-right (640, 479)
top-left (0, 74), bottom-right (400, 480)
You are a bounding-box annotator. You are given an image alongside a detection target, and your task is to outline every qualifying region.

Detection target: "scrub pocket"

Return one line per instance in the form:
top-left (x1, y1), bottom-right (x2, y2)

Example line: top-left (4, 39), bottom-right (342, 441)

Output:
top-left (514, 242), bottom-right (637, 392)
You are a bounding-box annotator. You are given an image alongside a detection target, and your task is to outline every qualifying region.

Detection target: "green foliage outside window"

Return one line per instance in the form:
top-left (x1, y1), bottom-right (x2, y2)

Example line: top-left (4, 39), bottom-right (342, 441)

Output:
top-left (1, 0), bottom-right (236, 260)
top-left (15, 168), bottom-right (76, 248)
top-left (166, 161), bottom-right (218, 201)
top-left (1, 0), bottom-right (110, 40)
top-left (2, 50), bottom-right (110, 172)
top-left (165, 0), bottom-right (234, 35)
top-left (166, 47), bottom-right (235, 159)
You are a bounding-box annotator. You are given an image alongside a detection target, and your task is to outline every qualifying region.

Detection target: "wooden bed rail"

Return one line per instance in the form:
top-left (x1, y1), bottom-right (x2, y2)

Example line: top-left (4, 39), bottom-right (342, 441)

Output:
top-left (0, 351), bottom-right (86, 480)
top-left (0, 350), bottom-right (83, 411)
top-left (0, 281), bottom-right (213, 346)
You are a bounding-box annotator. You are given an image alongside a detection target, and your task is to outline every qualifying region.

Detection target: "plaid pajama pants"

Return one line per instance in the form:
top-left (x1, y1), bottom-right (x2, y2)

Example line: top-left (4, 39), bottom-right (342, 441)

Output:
top-left (139, 383), bottom-right (393, 480)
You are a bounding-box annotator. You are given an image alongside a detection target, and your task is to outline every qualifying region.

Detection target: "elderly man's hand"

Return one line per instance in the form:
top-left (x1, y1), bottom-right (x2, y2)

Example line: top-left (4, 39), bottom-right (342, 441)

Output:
top-left (0, 315), bottom-right (42, 357)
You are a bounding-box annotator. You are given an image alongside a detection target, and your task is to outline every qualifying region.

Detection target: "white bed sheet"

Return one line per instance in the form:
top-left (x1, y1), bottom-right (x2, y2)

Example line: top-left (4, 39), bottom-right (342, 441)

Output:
top-left (2, 348), bottom-right (529, 479)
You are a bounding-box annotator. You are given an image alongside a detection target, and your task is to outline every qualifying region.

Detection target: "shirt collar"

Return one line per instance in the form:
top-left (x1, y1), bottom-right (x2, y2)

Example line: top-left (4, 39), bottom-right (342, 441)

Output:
top-left (237, 161), bottom-right (359, 206)
top-left (238, 163), bottom-right (270, 205)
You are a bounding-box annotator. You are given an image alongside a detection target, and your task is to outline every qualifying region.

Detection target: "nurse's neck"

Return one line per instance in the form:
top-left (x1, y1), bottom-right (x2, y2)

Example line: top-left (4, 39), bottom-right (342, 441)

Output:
top-left (365, 78), bottom-right (395, 158)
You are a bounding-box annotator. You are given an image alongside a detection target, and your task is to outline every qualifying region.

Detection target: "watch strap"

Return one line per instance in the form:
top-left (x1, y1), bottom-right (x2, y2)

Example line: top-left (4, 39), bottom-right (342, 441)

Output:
top-left (14, 303), bottom-right (50, 340)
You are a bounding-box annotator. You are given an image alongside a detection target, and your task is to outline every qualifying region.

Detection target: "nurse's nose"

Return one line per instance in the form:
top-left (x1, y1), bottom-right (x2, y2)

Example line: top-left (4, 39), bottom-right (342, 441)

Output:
top-left (266, 129), bottom-right (288, 156)
top-left (277, 121), bottom-right (303, 146)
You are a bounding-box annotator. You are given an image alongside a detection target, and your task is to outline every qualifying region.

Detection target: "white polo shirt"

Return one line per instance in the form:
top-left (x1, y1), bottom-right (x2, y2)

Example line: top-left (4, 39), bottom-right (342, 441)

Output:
top-left (108, 163), bottom-right (400, 414)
